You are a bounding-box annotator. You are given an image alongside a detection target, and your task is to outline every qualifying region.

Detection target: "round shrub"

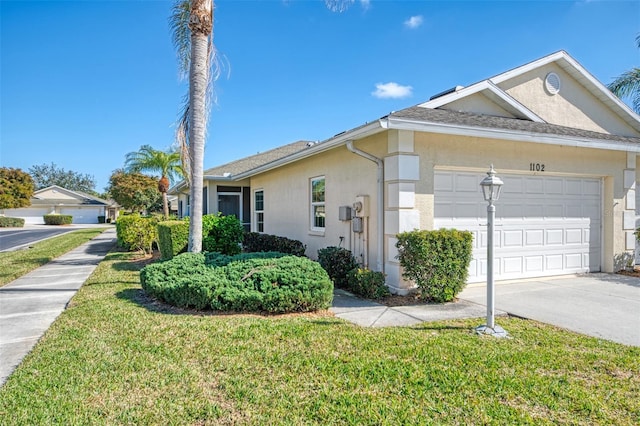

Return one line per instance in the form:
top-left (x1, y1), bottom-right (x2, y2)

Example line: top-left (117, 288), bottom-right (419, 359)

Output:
top-left (317, 246), bottom-right (358, 289)
top-left (140, 252), bottom-right (333, 313)
top-left (347, 268), bottom-right (390, 299)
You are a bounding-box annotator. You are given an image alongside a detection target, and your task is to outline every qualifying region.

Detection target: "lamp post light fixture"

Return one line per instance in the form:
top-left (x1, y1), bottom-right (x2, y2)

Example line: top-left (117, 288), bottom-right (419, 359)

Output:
top-left (476, 165), bottom-right (508, 338)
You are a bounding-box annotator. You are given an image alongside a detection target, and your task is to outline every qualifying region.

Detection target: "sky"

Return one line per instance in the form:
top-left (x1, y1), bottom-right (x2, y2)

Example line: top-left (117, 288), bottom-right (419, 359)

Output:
top-left (1, 0), bottom-right (639, 193)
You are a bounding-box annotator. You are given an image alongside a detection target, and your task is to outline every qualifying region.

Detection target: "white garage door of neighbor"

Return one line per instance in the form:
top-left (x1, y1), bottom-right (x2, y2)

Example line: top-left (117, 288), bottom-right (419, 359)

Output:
top-left (434, 171), bottom-right (601, 283)
top-left (4, 207), bottom-right (51, 224)
top-left (60, 207), bottom-right (101, 224)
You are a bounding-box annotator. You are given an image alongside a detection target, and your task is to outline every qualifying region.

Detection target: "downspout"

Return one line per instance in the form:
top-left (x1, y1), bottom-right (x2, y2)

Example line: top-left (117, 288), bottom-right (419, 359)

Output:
top-left (346, 141), bottom-right (384, 273)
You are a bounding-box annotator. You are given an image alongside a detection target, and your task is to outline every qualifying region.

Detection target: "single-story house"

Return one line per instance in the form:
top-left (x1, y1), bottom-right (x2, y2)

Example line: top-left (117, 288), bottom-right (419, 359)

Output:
top-left (171, 51), bottom-right (640, 294)
top-left (2, 185), bottom-right (118, 224)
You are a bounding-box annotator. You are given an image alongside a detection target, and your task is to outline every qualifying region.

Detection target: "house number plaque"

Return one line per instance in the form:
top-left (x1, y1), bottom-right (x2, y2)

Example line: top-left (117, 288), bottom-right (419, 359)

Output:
top-left (529, 163), bottom-right (545, 172)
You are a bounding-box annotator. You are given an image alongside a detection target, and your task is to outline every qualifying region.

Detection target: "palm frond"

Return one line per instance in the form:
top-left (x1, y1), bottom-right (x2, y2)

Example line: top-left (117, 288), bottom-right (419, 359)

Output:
top-left (608, 68), bottom-right (640, 113)
top-left (324, 0), bottom-right (355, 12)
top-left (170, 0), bottom-right (191, 80)
top-left (176, 94), bottom-right (192, 184)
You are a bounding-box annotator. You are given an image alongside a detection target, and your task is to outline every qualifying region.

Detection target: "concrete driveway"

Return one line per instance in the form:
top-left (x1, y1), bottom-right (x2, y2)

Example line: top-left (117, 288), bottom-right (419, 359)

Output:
top-left (459, 273), bottom-right (640, 347)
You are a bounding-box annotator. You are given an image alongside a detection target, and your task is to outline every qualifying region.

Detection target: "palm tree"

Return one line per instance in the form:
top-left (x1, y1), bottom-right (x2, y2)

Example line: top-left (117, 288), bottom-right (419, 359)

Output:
top-left (124, 145), bottom-right (183, 219)
top-left (170, 0), bottom-right (353, 253)
top-left (608, 35), bottom-right (640, 114)
top-left (171, 0), bottom-right (214, 253)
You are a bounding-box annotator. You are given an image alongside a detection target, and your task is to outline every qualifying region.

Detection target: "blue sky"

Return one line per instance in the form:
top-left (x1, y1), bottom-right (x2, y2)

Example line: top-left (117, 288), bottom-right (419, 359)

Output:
top-left (1, 0), bottom-right (639, 193)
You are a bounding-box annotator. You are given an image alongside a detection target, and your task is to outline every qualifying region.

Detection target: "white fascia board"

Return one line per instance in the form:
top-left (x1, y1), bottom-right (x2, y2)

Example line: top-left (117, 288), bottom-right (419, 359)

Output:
top-left (419, 81), bottom-right (492, 108)
top-left (419, 80), bottom-right (545, 123)
top-left (485, 81), bottom-right (546, 123)
top-left (233, 121), bottom-right (385, 180)
top-left (489, 50), bottom-right (566, 85)
top-left (386, 116), bottom-right (640, 153)
top-left (491, 51), bottom-right (640, 133)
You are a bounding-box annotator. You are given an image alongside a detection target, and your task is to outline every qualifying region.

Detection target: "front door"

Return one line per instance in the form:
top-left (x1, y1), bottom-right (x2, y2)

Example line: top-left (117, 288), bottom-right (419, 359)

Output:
top-left (218, 193), bottom-right (241, 219)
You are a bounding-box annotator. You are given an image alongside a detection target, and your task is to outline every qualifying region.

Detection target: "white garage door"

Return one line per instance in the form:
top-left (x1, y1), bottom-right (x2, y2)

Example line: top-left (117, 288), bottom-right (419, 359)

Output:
top-left (60, 207), bottom-right (102, 224)
top-left (3, 207), bottom-right (51, 224)
top-left (434, 171), bottom-right (601, 283)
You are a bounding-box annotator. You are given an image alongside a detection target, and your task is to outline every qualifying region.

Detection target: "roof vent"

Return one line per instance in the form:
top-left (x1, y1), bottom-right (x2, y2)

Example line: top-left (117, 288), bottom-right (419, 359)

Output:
top-left (544, 72), bottom-right (561, 95)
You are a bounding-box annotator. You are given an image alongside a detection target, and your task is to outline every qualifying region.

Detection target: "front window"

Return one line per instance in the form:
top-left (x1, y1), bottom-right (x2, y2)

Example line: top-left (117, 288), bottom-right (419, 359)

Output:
top-left (255, 190), bottom-right (264, 233)
top-left (311, 176), bottom-right (325, 231)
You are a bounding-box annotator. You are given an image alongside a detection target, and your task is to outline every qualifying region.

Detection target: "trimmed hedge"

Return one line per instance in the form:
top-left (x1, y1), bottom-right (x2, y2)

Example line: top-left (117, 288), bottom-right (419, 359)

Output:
top-left (202, 214), bottom-right (244, 255)
top-left (43, 214), bottom-right (72, 225)
top-left (317, 246), bottom-right (358, 289)
top-left (395, 228), bottom-right (473, 303)
top-left (140, 252), bottom-right (333, 313)
top-left (0, 217), bottom-right (25, 228)
top-left (244, 232), bottom-right (306, 256)
top-left (346, 268), bottom-right (390, 299)
top-left (115, 214), bottom-right (159, 254)
top-left (157, 220), bottom-right (188, 260)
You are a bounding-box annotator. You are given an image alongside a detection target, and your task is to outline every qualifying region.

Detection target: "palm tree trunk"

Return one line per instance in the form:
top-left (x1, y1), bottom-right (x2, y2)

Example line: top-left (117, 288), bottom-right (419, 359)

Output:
top-left (162, 191), bottom-right (169, 219)
top-left (187, 2), bottom-right (211, 253)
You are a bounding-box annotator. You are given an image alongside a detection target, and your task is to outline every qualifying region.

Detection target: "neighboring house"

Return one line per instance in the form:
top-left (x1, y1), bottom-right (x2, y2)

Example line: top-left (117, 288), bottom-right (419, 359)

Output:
top-left (2, 185), bottom-right (118, 224)
top-left (171, 51), bottom-right (640, 294)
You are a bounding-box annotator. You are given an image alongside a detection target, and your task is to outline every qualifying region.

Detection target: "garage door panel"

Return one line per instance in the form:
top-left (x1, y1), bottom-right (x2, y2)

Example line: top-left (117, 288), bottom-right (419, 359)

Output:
top-left (565, 229), bottom-right (583, 244)
top-left (503, 230), bottom-right (523, 247)
top-left (434, 171), bottom-right (601, 283)
top-left (455, 174), bottom-right (480, 192)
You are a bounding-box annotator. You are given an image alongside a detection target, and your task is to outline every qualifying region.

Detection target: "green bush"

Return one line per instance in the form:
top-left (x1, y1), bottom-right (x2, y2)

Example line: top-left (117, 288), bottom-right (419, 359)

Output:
top-left (395, 229), bottom-right (473, 303)
top-left (317, 246), bottom-right (358, 289)
top-left (140, 253), bottom-right (333, 313)
top-left (0, 217), bottom-right (25, 227)
top-left (157, 220), bottom-right (189, 260)
top-left (43, 214), bottom-right (72, 225)
top-left (346, 268), bottom-right (389, 299)
top-left (115, 214), bottom-right (159, 254)
top-left (243, 232), bottom-right (306, 256)
top-left (204, 251), bottom-right (287, 267)
top-left (203, 214), bottom-right (244, 255)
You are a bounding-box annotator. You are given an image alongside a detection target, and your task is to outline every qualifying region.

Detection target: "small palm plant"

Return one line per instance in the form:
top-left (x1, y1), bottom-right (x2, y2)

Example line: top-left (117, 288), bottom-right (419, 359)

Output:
top-left (125, 145), bottom-right (183, 219)
top-left (608, 35), bottom-right (640, 114)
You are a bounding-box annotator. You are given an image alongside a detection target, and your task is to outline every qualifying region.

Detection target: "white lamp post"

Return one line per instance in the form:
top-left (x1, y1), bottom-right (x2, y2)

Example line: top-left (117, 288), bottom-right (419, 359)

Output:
top-left (476, 165), bottom-right (508, 338)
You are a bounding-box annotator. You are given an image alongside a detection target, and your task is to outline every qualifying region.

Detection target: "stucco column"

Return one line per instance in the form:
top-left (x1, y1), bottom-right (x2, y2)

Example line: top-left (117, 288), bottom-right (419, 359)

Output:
top-left (384, 130), bottom-right (420, 295)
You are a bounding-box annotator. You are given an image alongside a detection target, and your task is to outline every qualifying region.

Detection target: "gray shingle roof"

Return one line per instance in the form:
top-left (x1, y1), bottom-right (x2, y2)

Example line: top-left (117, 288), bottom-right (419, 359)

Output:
top-left (203, 140), bottom-right (313, 177)
top-left (390, 106), bottom-right (640, 145)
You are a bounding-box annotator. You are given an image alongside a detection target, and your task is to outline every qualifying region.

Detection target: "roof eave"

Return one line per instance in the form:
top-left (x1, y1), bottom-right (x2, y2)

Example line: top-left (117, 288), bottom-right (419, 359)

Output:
top-left (387, 116), bottom-right (640, 153)
top-left (233, 120), bottom-right (386, 180)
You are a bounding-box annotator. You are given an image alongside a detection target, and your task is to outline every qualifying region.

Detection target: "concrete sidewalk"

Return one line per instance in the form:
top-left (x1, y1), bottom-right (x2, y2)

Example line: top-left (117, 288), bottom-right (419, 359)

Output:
top-left (0, 228), bottom-right (116, 386)
top-left (330, 288), bottom-right (498, 328)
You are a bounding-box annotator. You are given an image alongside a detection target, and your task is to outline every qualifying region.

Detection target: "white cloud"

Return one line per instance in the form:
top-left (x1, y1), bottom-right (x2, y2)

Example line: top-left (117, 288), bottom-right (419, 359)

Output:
top-left (404, 15), bottom-right (423, 29)
top-left (360, 0), bottom-right (371, 10)
top-left (372, 82), bottom-right (413, 99)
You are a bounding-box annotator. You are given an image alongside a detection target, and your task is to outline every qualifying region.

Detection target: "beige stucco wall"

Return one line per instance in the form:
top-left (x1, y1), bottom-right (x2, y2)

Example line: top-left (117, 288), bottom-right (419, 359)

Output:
top-left (445, 93), bottom-right (515, 117)
top-left (497, 63), bottom-right (640, 137)
top-left (36, 188), bottom-right (78, 200)
top-left (411, 131), bottom-right (628, 274)
top-left (249, 135), bottom-right (387, 265)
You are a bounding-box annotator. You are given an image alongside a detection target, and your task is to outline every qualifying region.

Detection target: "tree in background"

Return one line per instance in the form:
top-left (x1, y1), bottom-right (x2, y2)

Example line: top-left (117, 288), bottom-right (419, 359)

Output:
top-left (0, 167), bottom-right (35, 210)
top-left (608, 35), bottom-right (640, 114)
top-left (170, 0), bottom-right (351, 253)
top-left (107, 170), bottom-right (162, 214)
top-left (124, 145), bottom-right (183, 219)
top-left (28, 162), bottom-right (97, 194)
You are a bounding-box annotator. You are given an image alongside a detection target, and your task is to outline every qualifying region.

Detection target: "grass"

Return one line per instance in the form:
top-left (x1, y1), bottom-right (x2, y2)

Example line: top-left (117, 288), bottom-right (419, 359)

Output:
top-left (0, 228), bottom-right (107, 287)
top-left (0, 251), bottom-right (638, 425)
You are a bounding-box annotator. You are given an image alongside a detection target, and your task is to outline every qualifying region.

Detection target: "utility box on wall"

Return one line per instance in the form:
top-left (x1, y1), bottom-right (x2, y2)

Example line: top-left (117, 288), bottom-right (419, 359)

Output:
top-left (352, 217), bottom-right (364, 233)
top-left (353, 195), bottom-right (370, 217)
top-left (339, 206), bottom-right (352, 221)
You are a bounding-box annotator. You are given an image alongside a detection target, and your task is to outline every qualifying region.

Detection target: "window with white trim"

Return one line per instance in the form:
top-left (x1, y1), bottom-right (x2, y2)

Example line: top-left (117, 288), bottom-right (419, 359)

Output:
top-left (254, 190), bottom-right (264, 233)
top-left (310, 176), bottom-right (325, 231)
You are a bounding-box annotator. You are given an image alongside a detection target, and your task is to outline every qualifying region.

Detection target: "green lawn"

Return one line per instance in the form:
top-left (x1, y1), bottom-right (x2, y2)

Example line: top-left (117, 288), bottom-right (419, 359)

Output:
top-left (0, 228), bottom-right (108, 287)
top-left (0, 250), bottom-right (638, 425)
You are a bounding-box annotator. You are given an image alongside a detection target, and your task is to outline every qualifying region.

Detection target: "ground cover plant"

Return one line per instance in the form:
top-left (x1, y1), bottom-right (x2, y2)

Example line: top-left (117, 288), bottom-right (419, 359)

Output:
top-left (140, 252), bottom-right (333, 313)
top-left (0, 250), bottom-right (638, 425)
top-left (0, 228), bottom-right (106, 287)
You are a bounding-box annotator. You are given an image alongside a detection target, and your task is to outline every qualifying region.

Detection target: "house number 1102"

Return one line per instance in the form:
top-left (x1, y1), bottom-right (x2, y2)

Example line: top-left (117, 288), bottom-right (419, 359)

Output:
top-left (530, 163), bottom-right (545, 172)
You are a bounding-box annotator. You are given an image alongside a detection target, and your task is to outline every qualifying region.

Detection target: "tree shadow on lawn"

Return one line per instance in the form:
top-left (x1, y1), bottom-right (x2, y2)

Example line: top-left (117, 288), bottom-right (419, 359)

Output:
top-left (115, 287), bottom-right (339, 323)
